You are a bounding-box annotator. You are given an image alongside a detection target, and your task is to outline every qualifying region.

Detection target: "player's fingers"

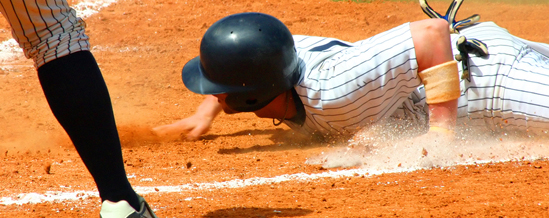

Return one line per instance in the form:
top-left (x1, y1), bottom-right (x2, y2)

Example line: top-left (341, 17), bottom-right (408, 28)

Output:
top-left (429, 126), bottom-right (455, 136)
top-left (454, 14), bottom-right (480, 28)
top-left (152, 121), bottom-right (192, 137)
top-left (186, 125), bottom-right (210, 141)
top-left (467, 38), bottom-right (489, 56)
top-left (151, 124), bottom-right (177, 137)
top-left (445, 0), bottom-right (464, 25)
top-left (406, 127), bottom-right (455, 147)
top-left (419, 0), bottom-right (443, 19)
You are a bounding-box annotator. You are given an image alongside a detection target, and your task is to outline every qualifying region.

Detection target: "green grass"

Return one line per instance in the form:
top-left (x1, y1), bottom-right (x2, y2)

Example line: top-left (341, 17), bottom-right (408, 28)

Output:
top-left (331, 0), bottom-right (549, 4)
top-left (431, 0), bottom-right (549, 4)
top-left (330, 0), bottom-right (412, 2)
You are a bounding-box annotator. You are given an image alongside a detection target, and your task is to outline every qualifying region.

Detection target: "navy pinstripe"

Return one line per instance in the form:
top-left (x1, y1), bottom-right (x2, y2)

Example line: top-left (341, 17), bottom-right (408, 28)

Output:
top-left (0, 0), bottom-right (90, 68)
top-left (284, 22), bottom-right (549, 136)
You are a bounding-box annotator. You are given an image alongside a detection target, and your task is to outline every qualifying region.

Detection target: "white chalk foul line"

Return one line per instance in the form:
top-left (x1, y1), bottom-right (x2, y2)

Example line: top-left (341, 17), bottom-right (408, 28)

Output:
top-left (0, 156), bottom-right (523, 206)
top-left (0, 167), bottom-right (405, 206)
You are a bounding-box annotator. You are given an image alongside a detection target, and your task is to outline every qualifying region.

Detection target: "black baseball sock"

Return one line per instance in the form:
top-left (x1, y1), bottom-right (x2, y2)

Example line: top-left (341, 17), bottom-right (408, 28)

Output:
top-left (37, 51), bottom-right (141, 211)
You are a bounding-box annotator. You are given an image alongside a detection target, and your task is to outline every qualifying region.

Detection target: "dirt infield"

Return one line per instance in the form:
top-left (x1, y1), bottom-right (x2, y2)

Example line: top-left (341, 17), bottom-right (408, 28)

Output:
top-left (1, 0), bottom-right (549, 217)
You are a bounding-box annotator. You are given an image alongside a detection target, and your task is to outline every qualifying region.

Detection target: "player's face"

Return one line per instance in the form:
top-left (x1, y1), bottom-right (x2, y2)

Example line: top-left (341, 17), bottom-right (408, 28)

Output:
top-left (213, 94), bottom-right (239, 114)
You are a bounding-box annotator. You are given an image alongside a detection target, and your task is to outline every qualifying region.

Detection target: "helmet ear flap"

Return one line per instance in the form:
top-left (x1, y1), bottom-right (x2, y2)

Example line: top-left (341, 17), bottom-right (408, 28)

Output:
top-left (245, 98), bottom-right (258, 105)
top-left (225, 92), bottom-right (277, 112)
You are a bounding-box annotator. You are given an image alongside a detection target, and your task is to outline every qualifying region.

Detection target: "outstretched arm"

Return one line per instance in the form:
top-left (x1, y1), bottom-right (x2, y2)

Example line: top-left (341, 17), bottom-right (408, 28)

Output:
top-left (410, 18), bottom-right (459, 132)
top-left (153, 95), bottom-right (222, 140)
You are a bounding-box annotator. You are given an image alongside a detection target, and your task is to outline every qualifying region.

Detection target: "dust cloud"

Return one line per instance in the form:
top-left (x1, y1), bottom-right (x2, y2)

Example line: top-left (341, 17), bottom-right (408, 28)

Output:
top-left (306, 120), bottom-right (549, 172)
top-left (0, 128), bottom-right (69, 154)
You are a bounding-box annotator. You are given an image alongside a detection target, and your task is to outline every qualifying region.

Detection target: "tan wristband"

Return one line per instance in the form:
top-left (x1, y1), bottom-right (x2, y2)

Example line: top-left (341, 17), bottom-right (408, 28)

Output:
top-left (418, 61), bottom-right (461, 104)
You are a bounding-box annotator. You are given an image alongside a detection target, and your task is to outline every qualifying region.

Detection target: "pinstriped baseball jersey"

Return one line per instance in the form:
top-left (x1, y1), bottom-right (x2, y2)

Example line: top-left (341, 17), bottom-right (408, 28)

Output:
top-left (284, 22), bottom-right (549, 136)
top-left (0, 0), bottom-right (90, 68)
top-left (452, 22), bottom-right (549, 133)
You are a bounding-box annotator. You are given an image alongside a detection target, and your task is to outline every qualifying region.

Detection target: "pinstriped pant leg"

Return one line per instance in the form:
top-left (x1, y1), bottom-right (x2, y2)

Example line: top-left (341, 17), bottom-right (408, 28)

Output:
top-left (0, 0), bottom-right (89, 68)
top-left (495, 49), bottom-right (549, 132)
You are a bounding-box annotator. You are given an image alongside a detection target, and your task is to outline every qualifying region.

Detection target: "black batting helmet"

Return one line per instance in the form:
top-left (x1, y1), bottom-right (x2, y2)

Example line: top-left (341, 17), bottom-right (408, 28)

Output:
top-left (182, 12), bottom-right (300, 112)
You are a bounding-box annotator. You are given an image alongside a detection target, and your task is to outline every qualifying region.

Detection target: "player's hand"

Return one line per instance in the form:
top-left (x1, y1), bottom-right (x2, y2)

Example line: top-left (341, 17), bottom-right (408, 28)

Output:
top-left (152, 114), bottom-right (214, 140)
top-left (410, 126), bottom-right (455, 146)
top-left (427, 126), bottom-right (455, 139)
top-left (420, 0), bottom-right (480, 34)
top-left (153, 95), bottom-right (223, 140)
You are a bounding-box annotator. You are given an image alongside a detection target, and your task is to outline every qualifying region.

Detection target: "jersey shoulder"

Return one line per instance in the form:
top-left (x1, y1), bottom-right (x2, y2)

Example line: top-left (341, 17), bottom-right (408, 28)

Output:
top-left (292, 35), bottom-right (354, 52)
top-left (292, 35), bottom-right (356, 81)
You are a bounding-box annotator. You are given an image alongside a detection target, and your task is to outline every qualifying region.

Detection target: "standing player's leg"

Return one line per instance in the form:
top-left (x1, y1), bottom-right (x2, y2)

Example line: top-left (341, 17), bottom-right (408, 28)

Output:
top-left (0, 0), bottom-right (156, 216)
top-left (37, 51), bottom-right (143, 212)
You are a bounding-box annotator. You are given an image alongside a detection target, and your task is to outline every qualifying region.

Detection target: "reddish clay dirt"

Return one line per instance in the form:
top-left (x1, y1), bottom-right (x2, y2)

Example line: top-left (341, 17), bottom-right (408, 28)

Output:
top-left (1, 0), bottom-right (549, 217)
